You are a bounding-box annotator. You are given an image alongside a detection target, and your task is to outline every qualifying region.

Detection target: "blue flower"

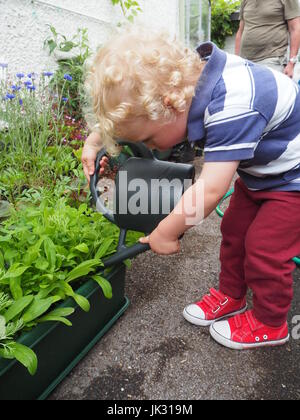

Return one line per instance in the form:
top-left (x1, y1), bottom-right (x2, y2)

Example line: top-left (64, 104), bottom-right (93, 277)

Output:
top-left (12, 85), bottom-right (21, 91)
top-left (62, 97), bottom-right (69, 103)
top-left (64, 74), bottom-right (72, 81)
top-left (6, 94), bottom-right (16, 100)
top-left (19, 99), bottom-right (23, 106)
top-left (16, 73), bottom-right (25, 79)
top-left (43, 71), bottom-right (54, 77)
top-left (0, 63), bottom-right (8, 68)
top-left (24, 80), bottom-right (33, 87)
top-left (27, 85), bottom-right (36, 91)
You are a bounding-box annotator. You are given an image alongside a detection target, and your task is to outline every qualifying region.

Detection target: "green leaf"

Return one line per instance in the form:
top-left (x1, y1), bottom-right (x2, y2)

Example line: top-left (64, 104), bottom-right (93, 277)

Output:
top-left (41, 307), bottom-right (75, 317)
top-left (2, 264), bottom-right (29, 280)
top-left (38, 316), bottom-right (72, 327)
top-left (4, 296), bottom-right (34, 323)
top-left (24, 238), bottom-right (44, 266)
top-left (66, 259), bottom-right (102, 283)
top-left (47, 39), bottom-right (57, 54)
top-left (92, 275), bottom-right (113, 299)
top-left (0, 235), bottom-right (12, 243)
top-left (61, 283), bottom-right (90, 312)
top-left (10, 277), bottom-right (23, 301)
top-left (35, 257), bottom-right (49, 271)
top-left (123, 259), bottom-right (132, 268)
top-left (22, 296), bottom-right (61, 324)
top-left (4, 250), bottom-right (19, 265)
top-left (44, 237), bottom-right (57, 272)
top-left (78, 203), bottom-right (87, 215)
top-left (0, 344), bottom-right (14, 360)
top-left (74, 243), bottom-right (89, 254)
top-left (95, 239), bottom-right (114, 260)
top-left (50, 25), bottom-right (58, 37)
top-left (4, 342), bottom-right (38, 376)
top-left (60, 41), bottom-right (76, 52)
top-left (38, 307), bottom-right (75, 327)
top-left (0, 250), bottom-right (4, 269)
top-left (73, 294), bottom-right (90, 312)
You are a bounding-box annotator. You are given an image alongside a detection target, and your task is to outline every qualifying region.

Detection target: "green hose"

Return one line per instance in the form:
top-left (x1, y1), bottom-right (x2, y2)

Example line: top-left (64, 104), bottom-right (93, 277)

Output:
top-left (216, 189), bottom-right (300, 267)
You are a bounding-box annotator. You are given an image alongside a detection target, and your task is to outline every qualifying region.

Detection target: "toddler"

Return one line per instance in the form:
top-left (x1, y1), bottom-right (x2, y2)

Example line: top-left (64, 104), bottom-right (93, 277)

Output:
top-left (82, 27), bottom-right (300, 350)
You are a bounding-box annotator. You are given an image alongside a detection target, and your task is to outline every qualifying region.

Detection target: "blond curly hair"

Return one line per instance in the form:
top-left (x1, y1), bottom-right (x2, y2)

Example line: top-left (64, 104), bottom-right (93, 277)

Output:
top-left (84, 26), bottom-right (204, 155)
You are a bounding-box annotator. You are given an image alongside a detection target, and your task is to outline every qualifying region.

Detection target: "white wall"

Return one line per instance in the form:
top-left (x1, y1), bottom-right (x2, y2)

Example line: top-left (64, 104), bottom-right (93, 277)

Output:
top-left (0, 0), bottom-right (179, 76)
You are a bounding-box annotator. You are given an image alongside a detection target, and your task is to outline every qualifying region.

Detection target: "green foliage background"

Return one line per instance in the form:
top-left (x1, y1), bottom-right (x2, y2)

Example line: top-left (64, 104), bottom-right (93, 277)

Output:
top-left (211, 0), bottom-right (241, 49)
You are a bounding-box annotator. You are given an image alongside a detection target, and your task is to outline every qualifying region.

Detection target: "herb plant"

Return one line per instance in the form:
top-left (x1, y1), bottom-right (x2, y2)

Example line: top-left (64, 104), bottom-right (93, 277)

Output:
top-left (0, 199), bottom-right (141, 374)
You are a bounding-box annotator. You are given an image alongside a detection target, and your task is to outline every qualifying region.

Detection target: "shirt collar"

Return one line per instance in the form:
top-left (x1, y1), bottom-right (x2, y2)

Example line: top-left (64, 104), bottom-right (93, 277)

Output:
top-left (187, 42), bottom-right (227, 143)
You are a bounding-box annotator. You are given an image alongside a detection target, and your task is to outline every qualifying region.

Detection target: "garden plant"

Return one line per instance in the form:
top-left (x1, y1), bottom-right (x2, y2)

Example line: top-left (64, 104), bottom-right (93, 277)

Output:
top-left (211, 0), bottom-right (240, 49)
top-left (0, 31), bottom-right (140, 376)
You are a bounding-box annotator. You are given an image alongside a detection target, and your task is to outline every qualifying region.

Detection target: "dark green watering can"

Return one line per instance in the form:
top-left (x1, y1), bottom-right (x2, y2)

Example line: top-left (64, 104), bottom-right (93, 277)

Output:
top-left (90, 142), bottom-right (195, 268)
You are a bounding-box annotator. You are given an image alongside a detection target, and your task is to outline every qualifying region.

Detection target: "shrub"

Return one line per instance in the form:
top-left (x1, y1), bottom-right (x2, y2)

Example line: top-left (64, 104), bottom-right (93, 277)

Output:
top-left (211, 0), bottom-right (240, 49)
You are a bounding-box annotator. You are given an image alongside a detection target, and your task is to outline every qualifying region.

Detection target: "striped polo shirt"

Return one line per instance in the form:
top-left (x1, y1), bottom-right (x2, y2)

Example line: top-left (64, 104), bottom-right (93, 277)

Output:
top-left (187, 42), bottom-right (300, 192)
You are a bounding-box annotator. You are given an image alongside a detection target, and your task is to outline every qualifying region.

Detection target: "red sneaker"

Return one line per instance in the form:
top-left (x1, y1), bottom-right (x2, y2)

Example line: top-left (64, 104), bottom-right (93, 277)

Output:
top-left (210, 310), bottom-right (289, 350)
top-left (183, 288), bottom-right (247, 326)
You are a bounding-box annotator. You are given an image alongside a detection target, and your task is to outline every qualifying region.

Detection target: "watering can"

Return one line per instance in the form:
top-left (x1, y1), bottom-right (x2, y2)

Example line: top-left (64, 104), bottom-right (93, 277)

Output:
top-left (90, 142), bottom-right (195, 268)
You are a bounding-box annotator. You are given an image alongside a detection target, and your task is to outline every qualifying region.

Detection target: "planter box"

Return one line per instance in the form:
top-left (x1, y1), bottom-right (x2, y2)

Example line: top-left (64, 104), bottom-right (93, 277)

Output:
top-left (0, 264), bottom-right (128, 400)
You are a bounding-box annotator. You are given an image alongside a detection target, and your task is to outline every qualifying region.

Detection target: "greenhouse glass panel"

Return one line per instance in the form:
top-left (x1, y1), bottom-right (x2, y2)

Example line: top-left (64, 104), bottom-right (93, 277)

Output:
top-left (181, 0), bottom-right (211, 48)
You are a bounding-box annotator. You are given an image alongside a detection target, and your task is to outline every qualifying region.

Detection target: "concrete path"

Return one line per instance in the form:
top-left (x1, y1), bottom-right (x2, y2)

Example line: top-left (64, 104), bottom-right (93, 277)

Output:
top-left (50, 158), bottom-right (300, 400)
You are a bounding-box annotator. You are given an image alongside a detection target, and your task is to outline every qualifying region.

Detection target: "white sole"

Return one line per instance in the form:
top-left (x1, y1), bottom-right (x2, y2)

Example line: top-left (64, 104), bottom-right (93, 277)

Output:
top-left (182, 305), bottom-right (248, 327)
top-left (210, 324), bottom-right (290, 350)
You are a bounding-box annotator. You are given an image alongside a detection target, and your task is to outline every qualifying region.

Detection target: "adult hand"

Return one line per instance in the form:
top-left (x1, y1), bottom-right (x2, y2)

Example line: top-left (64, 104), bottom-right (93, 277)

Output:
top-left (139, 225), bottom-right (180, 255)
top-left (284, 62), bottom-right (295, 79)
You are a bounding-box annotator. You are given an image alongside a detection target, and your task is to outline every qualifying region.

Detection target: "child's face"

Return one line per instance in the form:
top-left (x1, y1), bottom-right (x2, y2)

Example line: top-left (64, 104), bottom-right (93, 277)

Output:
top-left (121, 111), bottom-right (188, 151)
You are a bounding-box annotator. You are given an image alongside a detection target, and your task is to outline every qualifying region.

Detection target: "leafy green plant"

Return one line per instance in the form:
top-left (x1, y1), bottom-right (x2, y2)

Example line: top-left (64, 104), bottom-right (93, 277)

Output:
top-left (211, 0), bottom-right (240, 49)
top-left (44, 26), bottom-right (92, 121)
top-left (111, 0), bottom-right (142, 22)
top-left (0, 292), bottom-right (74, 375)
top-left (0, 68), bottom-right (81, 207)
top-left (0, 199), bottom-right (142, 373)
top-left (0, 143), bottom-right (87, 207)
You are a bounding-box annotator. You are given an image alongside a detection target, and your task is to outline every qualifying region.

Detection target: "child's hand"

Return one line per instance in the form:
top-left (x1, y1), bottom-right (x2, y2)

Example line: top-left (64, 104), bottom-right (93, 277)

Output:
top-left (82, 132), bottom-right (109, 183)
top-left (139, 226), bottom-right (180, 255)
top-left (82, 146), bottom-right (109, 183)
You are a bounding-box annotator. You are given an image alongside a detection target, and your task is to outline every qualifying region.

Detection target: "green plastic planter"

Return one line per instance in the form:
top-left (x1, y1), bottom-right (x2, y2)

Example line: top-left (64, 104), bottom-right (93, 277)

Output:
top-left (0, 264), bottom-right (128, 400)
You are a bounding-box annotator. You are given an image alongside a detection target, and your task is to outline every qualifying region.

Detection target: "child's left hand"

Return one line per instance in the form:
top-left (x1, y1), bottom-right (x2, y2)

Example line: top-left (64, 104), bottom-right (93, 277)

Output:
top-left (139, 226), bottom-right (180, 255)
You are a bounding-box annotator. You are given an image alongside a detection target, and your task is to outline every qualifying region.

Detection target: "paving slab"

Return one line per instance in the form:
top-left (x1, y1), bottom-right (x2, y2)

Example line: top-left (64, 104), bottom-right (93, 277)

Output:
top-left (50, 158), bottom-right (300, 400)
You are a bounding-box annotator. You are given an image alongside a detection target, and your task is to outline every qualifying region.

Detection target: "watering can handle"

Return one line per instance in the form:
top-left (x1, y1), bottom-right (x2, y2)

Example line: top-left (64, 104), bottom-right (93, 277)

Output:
top-left (103, 241), bottom-right (150, 268)
top-left (90, 149), bottom-right (116, 224)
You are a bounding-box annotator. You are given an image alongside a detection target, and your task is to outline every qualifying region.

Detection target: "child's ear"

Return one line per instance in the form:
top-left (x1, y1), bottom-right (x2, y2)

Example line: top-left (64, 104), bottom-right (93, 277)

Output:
top-left (164, 97), bottom-right (171, 107)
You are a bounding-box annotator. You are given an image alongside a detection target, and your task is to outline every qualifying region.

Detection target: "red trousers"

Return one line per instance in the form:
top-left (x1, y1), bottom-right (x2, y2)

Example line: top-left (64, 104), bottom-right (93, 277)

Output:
top-left (219, 178), bottom-right (300, 327)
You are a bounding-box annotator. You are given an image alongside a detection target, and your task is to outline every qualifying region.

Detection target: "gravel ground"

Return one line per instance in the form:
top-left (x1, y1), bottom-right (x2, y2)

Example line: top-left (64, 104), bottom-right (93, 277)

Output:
top-left (50, 158), bottom-right (300, 401)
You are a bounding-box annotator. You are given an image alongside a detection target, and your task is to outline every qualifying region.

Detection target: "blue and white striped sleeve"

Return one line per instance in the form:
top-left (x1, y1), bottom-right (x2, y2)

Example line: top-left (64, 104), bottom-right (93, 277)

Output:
top-left (204, 108), bottom-right (268, 162)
